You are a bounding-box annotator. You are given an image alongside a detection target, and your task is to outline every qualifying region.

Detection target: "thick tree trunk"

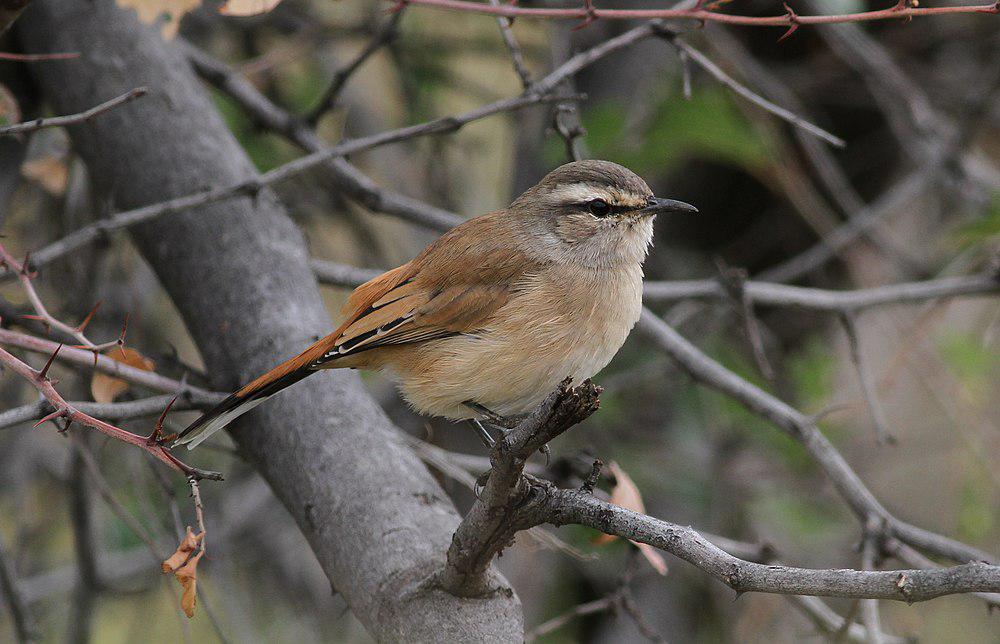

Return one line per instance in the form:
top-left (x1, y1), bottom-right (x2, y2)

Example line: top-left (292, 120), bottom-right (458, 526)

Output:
top-left (15, 1), bottom-right (522, 640)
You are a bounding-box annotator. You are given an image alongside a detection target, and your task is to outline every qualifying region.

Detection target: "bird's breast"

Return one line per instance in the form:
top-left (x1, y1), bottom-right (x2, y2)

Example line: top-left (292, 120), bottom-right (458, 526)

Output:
top-left (389, 262), bottom-right (644, 419)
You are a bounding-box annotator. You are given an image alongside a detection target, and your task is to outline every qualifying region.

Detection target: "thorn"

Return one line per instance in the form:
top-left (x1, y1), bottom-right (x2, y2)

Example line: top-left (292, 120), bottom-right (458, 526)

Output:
top-left (38, 343), bottom-right (62, 380)
top-left (118, 314), bottom-right (130, 358)
top-left (34, 406), bottom-right (66, 428)
top-left (76, 300), bottom-right (102, 332)
top-left (777, 3), bottom-right (800, 42)
top-left (20, 251), bottom-right (36, 277)
top-left (572, 0), bottom-right (598, 30)
top-left (149, 396), bottom-right (178, 445)
top-left (385, 0), bottom-right (407, 14)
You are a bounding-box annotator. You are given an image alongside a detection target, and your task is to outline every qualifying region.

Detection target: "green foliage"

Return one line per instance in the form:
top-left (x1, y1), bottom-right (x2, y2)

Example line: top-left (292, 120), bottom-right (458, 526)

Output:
top-left (750, 490), bottom-right (842, 542)
top-left (210, 88), bottom-right (297, 172)
top-left (956, 466), bottom-right (996, 543)
top-left (952, 193), bottom-right (1000, 249)
top-left (938, 330), bottom-right (997, 404)
top-left (557, 86), bottom-right (770, 174)
top-left (786, 335), bottom-right (835, 411)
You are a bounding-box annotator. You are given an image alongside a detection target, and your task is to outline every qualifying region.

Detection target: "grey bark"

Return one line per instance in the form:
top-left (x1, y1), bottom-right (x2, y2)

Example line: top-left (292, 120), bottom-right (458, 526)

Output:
top-left (15, 0), bottom-right (522, 640)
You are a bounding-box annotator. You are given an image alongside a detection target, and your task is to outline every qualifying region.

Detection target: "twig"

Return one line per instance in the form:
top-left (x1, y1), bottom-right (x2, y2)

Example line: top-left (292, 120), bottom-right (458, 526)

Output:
top-left (394, 0), bottom-right (1000, 27)
top-left (313, 257), bottom-right (1000, 312)
top-left (786, 595), bottom-right (905, 644)
top-left (0, 51), bottom-right (78, 61)
top-left (0, 393), bottom-right (224, 431)
top-left (70, 434), bottom-right (167, 561)
top-left (440, 378), bottom-right (603, 596)
top-left (0, 533), bottom-right (37, 643)
top-left (716, 260), bottom-right (775, 381)
top-left (525, 594), bottom-right (617, 641)
top-left (0, 329), bottom-right (220, 398)
top-left (2, 86), bottom-right (578, 277)
top-left (883, 538), bottom-right (1000, 610)
top-left (860, 517), bottom-right (887, 644)
top-left (305, 11), bottom-right (403, 124)
top-left (183, 41), bottom-right (465, 233)
top-left (634, 308), bottom-right (995, 565)
top-left (0, 88), bottom-right (146, 136)
top-left (0, 344), bottom-right (221, 480)
top-left (654, 25), bottom-right (844, 147)
top-left (839, 312), bottom-right (895, 445)
top-left (541, 488), bottom-right (999, 601)
top-left (488, 0), bottom-right (533, 90)
top-left (66, 439), bottom-right (99, 644)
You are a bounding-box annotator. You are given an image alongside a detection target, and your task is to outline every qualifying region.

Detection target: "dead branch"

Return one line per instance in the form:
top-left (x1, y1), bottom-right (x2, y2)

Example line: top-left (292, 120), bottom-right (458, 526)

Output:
top-left (438, 380), bottom-right (1000, 604)
top-left (635, 308), bottom-right (994, 565)
top-left (0, 87), bottom-right (146, 136)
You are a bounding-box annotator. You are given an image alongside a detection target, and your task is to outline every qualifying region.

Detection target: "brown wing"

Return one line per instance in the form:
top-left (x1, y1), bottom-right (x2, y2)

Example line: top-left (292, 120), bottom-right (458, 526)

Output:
top-left (174, 212), bottom-right (538, 449)
top-left (319, 211), bottom-right (535, 360)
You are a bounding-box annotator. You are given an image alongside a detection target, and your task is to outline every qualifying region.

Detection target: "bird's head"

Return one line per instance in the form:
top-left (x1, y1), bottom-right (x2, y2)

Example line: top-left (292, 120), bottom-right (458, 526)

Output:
top-left (510, 159), bottom-right (697, 269)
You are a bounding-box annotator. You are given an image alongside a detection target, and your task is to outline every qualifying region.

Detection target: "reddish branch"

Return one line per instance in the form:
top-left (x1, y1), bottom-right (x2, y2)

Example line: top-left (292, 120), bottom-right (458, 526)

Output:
top-left (0, 242), bottom-right (219, 480)
top-left (394, 0), bottom-right (998, 29)
top-left (0, 344), bottom-right (220, 479)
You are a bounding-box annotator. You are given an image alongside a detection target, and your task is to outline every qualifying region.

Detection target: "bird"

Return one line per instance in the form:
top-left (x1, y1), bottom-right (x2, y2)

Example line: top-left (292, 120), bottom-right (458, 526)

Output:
top-left (174, 160), bottom-right (697, 449)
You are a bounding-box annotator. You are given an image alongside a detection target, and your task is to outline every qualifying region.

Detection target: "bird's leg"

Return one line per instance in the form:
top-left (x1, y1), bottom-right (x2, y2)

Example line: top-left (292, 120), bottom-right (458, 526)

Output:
top-left (463, 401), bottom-right (518, 429)
top-left (464, 401), bottom-right (549, 463)
top-left (467, 419), bottom-right (496, 449)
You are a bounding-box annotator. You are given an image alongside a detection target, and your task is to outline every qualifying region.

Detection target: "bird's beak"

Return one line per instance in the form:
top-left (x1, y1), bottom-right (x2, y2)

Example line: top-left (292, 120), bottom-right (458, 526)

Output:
top-left (639, 197), bottom-right (699, 217)
top-left (639, 197), bottom-right (698, 217)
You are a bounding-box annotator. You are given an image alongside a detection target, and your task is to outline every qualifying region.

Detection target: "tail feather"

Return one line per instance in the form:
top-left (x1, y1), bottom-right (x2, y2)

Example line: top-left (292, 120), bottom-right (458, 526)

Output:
top-left (173, 367), bottom-right (313, 450)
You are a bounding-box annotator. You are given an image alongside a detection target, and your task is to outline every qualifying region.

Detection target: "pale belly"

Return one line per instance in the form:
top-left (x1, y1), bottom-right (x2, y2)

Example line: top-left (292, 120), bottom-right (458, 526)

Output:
top-left (387, 264), bottom-right (644, 420)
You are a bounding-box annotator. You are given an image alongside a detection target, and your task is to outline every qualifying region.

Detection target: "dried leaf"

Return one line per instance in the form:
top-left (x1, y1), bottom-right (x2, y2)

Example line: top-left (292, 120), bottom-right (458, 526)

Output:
top-left (161, 525), bottom-right (203, 573)
top-left (91, 346), bottom-right (155, 403)
top-left (114, 0), bottom-right (201, 38)
top-left (21, 155), bottom-right (69, 196)
top-left (175, 549), bottom-right (203, 618)
top-left (591, 462), bottom-right (668, 575)
top-left (218, 0), bottom-right (283, 16)
top-left (0, 82), bottom-right (20, 127)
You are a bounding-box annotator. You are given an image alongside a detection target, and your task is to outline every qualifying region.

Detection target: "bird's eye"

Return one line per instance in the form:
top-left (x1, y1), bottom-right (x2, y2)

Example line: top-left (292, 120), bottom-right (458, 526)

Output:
top-left (588, 199), bottom-right (611, 217)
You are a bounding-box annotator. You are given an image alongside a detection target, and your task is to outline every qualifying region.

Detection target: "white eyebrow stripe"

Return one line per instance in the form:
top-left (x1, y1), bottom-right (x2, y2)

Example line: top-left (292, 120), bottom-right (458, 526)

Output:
top-left (548, 183), bottom-right (615, 203)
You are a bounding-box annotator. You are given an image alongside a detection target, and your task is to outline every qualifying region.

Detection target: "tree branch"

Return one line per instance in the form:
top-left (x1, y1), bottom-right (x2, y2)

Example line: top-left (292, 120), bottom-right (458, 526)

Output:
top-left (313, 257), bottom-right (999, 312)
top-left (0, 87), bottom-right (145, 136)
top-left (396, 0), bottom-right (1000, 28)
top-left (440, 378), bottom-right (602, 596)
top-left (634, 308), bottom-right (995, 565)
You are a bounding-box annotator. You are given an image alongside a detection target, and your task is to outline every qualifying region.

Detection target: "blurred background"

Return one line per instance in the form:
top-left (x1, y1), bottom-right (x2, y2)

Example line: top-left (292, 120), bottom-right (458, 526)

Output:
top-left (0, 0), bottom-right (998, 641)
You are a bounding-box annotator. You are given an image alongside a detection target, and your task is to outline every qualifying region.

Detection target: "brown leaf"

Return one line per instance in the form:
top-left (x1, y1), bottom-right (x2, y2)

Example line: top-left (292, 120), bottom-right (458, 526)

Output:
top-left (91, 346), bottom-right (155, 403)
top-left (161, 525), bottom-right (202, 574)
top-left (591, 462), bottom-right (668, 575)
top-left (114, 0), bottom-right (201, 38)
top-left (175, 549), bottom-right (203, 618)
top-left (218, 0), bottom-right (282, 16)
top-left (21, 155), bottom-right (69, 196)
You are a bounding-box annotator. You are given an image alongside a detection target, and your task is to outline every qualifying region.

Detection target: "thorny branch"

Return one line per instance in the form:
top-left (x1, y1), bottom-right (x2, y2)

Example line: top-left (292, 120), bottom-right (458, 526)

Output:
top-left (0, 241), bottom-right (220, 480)
top-left (0, 343), bottom-right (221, 479)
top-left (395, 0), bottom-right (1000, 29)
